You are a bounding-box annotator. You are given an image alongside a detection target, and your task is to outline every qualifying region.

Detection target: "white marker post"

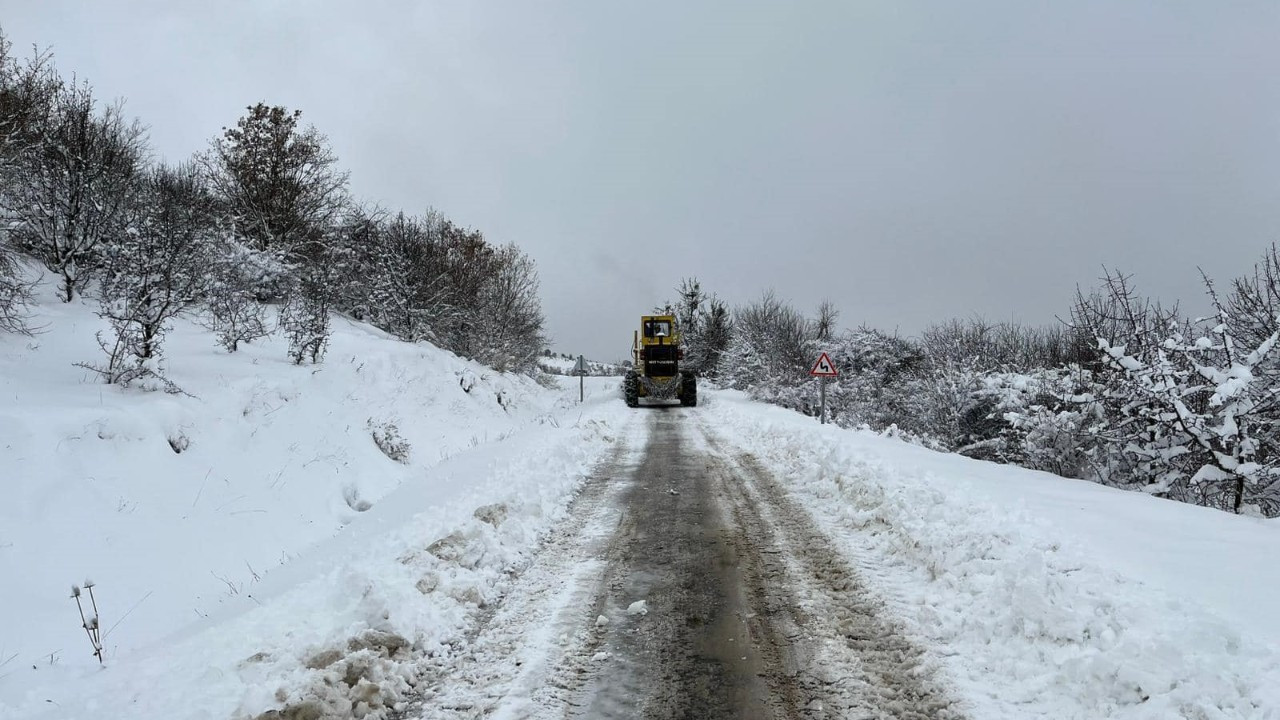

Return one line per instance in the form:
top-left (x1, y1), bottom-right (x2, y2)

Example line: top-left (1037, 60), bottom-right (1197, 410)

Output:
top-left (809, 352), bottom-right (839, 424)
top-left (572, 355), bottom-right (588, 402)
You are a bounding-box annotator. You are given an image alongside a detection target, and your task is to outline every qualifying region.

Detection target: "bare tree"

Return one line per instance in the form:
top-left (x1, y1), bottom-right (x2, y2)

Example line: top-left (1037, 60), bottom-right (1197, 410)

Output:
top-left (0, 34), bottom-right (59, 331)
top-left (471, 243), bottom-right (545, 372)
top-left (0, 31), bottom-right (59, 180)
top-left (1226, 243), bottom-right (1280, 369)
top-left (4, 78), bottom-right (148, 301)
top-left (1069, 268), bottom-right (1182, 371)
top-left (814, 299), bottom-right (839, 343)
top-left (921, 316), bottom-right (1078, 372)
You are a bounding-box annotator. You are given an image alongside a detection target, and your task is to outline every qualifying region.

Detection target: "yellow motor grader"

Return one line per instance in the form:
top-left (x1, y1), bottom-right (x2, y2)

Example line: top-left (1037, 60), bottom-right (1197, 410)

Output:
top-left (624, 315), bottom-right (697, 407)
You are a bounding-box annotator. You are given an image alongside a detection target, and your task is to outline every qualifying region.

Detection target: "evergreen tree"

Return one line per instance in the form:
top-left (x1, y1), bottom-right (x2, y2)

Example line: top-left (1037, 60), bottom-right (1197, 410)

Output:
top-left (203, 103), bottom-right (348, 264)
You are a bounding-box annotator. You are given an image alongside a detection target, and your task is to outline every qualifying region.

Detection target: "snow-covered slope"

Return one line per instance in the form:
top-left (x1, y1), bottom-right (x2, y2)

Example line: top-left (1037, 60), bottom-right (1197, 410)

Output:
top-left (0, 281), bottom-right (626, 717)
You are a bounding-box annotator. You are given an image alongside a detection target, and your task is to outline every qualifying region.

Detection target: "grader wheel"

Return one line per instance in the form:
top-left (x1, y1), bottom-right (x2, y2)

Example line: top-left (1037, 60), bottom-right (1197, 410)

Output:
top-left (624, 371), bottom-right (640, 408)
top-left (680, 371), bottom-right (698, 407)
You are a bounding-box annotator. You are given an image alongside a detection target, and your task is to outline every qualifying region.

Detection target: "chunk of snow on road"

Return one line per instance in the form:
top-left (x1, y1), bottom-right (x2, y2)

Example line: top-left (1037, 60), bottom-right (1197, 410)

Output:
top-left (595, 614), bottom-right (610, 627)
top-left (626, 600), bottom-right (648, 616)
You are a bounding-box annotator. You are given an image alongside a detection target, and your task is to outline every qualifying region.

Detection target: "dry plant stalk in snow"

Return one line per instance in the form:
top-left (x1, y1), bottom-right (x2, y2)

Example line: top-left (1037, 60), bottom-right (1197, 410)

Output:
top-left (71, 581), bottom-right (103, 665)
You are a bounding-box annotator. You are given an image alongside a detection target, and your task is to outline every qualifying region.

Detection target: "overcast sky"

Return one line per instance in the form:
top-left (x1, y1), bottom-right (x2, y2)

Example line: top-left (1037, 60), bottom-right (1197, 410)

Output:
top-left (3, 1), bottom-right (1278, 361)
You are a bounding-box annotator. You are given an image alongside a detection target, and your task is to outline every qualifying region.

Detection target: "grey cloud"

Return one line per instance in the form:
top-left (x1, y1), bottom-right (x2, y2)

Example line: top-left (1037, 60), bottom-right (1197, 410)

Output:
top-left (4, 0), bottom-right (1276, 361)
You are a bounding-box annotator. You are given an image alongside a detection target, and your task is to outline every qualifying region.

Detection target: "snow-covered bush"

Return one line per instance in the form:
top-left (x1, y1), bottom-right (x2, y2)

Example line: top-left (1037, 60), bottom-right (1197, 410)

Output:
top-left (0, 242), bottom-right (35, 334)
top-left (368, 419), bottom-right (410, 464)
top-left (818, 328), bottom-right (930, 435)
top-left (280, 268), bottom-right (332, 365)
top-left (200, 237), bottom-right (280, 352)
top-left (978, 367), bottom-right (1104, 478)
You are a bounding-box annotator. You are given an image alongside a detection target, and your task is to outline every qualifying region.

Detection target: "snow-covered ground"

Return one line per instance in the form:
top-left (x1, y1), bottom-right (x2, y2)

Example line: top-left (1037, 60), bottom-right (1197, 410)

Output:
top-left (4, 279), bottom-right (1279, 719)
top-left (0, 281), bottom-right (628, 718)
top-left (702, 391), bottom-right (1280, 718)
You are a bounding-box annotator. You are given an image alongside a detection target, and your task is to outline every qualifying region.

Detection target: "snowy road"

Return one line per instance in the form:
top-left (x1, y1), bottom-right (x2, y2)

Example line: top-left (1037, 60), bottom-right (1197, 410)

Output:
top-left (403, 408), bottom-right (960, 719)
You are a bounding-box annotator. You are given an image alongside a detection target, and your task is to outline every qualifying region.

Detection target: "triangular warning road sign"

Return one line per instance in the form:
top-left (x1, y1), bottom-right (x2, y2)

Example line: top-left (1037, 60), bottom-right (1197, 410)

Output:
top-left (809, 352), bottom-right (838, 377)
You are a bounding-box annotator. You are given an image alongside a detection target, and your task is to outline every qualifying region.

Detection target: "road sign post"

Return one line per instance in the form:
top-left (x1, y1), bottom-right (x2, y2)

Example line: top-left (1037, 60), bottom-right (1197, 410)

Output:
top-left (572, 355), bottom-right (588, 402)
top-left (809, 352), bottom-right (838, 424)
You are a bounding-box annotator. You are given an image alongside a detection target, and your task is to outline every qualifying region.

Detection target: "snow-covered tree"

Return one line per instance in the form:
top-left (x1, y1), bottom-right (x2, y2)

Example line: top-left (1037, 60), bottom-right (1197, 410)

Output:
top-left (662, 278), bottom-right (733, 377)
top-left (470, 243), bottom-right (544, 372)
top-left (201, 235), bottom-right (280, 352)
top-left (1087, 274), bottom-right (1280, 515)
top-left (1098, 319), bottom-right (1280, 514)
top-left (202, 103), bottom-right (348, 265)
top-left (328, 206), bottom-right (396, 326)
top-left (280, 262), bottom-right (333, 365)
top-left (3, 79), bottom-right (147, 301)
top-left (698, 298), bottom-right (733, 380)
top-left (391, 210), bottom-right (454, 343)
top-left (86, 162), bottom-right (215, 388)
top-left (722, 291), bottom-right (810, 390)
top-left (0, 31), bottom-right (58, 187)
top-left (0, 33), bottom-right (50, 333)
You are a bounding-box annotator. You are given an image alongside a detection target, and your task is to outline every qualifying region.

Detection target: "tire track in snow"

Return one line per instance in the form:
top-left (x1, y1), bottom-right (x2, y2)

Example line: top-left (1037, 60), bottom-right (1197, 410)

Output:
top-left (693, 417), bottom-right (963, 719)
top-left (566, 409), bottom-right (795, 719)
top-left (402, 407), bottom-right (962, 719)
top-left (393, 413), bottom-right (648, 720)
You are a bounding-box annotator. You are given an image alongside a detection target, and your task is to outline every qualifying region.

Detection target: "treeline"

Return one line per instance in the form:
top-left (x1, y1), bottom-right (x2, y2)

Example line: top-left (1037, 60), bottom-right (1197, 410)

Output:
top-left (669, 251), bottom-right (1280, 519)
top-left (0, 31), bottom-right (544, 385)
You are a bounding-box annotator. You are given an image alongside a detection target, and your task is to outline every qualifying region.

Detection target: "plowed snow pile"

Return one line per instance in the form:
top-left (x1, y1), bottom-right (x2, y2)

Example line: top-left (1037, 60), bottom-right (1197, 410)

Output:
top-left (704, 391), bottom-right (1280, 719)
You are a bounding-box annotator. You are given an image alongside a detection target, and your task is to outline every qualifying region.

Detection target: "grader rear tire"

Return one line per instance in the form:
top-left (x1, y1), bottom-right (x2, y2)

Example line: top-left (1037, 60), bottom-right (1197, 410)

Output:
top-left (624, 371), bottom-right (640, 408)
top-left (680, 371), bottom-right (698, 407)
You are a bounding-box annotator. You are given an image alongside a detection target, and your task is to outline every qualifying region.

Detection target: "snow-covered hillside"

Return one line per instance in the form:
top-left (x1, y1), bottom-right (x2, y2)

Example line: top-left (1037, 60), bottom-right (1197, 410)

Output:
top-left (0, 280), bottom-right (624, 717)
top-left (535, 353), bottom-right (623, 376)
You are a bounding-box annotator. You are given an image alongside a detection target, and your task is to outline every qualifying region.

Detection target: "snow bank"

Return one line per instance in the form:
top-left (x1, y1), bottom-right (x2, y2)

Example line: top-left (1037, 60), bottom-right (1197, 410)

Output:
top-left (704, 391), bottom-right (1280, 719)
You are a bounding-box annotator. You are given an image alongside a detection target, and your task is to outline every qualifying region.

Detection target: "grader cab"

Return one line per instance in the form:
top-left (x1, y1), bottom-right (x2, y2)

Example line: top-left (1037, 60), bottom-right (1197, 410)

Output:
top-left (624, 315), bottom-right (697, 407)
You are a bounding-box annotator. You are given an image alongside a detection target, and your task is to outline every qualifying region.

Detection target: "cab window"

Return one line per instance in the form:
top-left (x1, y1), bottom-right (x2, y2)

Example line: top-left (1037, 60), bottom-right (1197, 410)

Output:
top-left (643, 320), bottom-right (670, 338)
